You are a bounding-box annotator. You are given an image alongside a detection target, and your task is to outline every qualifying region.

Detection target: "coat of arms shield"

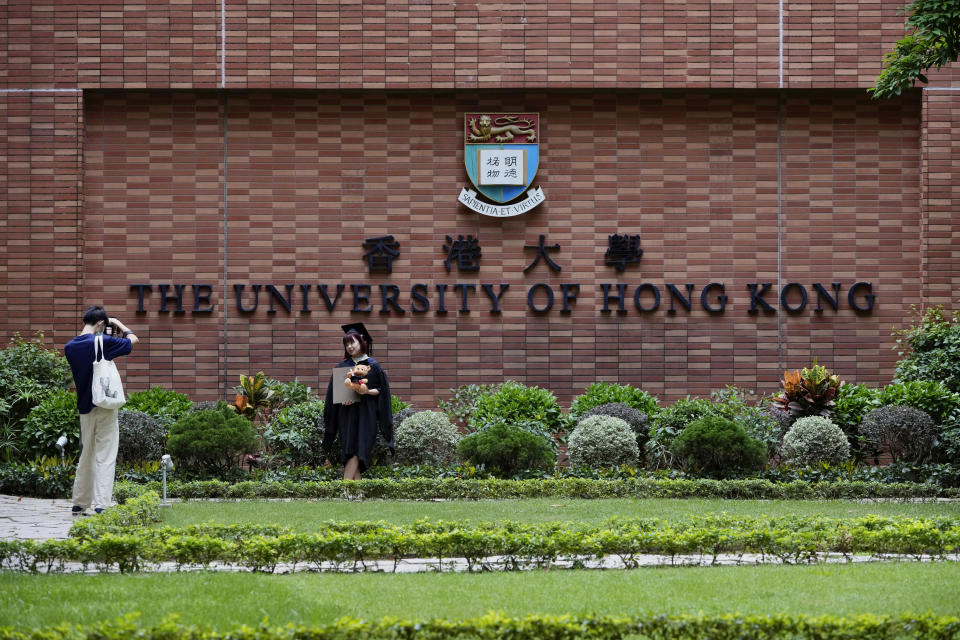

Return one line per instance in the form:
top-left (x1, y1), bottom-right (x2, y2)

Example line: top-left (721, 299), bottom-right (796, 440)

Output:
top-left (464, 113), bottom-right (539, 205)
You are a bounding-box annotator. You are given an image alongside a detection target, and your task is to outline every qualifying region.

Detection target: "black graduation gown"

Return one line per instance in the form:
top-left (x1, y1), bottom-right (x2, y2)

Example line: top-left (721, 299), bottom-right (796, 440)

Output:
top-left (322, 356), bottom-right (394, 472)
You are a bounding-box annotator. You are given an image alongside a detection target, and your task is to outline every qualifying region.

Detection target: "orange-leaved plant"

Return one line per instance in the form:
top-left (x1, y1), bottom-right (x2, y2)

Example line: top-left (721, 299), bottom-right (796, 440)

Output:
top-left (773, 361), bottom-right (843, 418)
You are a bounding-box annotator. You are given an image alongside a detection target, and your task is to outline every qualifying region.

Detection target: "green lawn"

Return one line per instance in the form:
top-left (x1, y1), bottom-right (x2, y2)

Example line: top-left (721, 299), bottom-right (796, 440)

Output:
top-left (157, 497), bottom-right (960, 530)
top-left (4, 497), bottom-right (957, 632)
top-left (2, 563), bottom-right (958, 630)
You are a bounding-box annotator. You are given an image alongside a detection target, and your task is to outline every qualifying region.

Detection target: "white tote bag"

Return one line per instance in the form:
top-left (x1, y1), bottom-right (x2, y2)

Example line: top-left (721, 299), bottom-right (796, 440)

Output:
top-left (91, 334), bottom-right (126, 409)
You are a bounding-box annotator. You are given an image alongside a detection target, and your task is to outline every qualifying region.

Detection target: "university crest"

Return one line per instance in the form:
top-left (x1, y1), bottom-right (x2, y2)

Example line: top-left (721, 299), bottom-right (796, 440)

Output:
top-left (458, 113), bottom-right (546, 217)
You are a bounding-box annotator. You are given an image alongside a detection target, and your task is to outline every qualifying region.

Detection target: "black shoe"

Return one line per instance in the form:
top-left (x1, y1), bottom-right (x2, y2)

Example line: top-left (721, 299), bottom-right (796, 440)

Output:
top-left (94, 508), bottom-right (104, 515)
top-left (71, 506), bottom-right (84, 516)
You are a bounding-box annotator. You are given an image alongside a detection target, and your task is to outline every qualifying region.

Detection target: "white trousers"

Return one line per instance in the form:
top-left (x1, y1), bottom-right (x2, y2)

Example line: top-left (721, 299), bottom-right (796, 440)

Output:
top-left (72, 406), bottom-right (119, 510)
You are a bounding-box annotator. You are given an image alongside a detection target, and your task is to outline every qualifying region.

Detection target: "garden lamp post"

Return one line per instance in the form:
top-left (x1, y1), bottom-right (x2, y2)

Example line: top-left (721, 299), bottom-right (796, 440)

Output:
top-left (160, 454), bottom-right (174, 508)
top-left (55, 435), bottom-right (67, 467)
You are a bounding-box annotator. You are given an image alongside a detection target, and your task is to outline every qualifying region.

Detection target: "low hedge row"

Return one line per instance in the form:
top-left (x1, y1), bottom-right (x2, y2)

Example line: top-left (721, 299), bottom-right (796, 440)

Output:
top-left (113, 477), bottom-right (960, 503)
top-left (5, 493), bottom-right (959, 573)
top-left (4, 462), bottom-right (960, 500)
top-left (2, 613), bottom-right (960, 640)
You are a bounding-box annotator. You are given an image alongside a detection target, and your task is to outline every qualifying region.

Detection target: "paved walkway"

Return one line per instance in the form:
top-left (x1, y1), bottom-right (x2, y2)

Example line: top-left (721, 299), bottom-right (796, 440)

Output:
top-left (0, 494), bottom-right (76, 541)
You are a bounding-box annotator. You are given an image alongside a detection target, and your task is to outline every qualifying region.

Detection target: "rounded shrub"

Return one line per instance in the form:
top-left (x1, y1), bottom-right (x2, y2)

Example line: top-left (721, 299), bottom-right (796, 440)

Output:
top-left (124, 387), bottom-right (193, 426)
top-left (579, 403), bottom-right (650, 451)
top-left (780, 416), bottom-right (850, 466)
top-left (167, 402), bottom-right (258, 476)
top-left (568, 383), bottom-right (659, 422)
top-left (263, 398), bottom-right (326, 466)
top-left (470, 380), bottom-right (563, 435)
top-left (859, 405), bottom-right (939, 464)
top-left (20, 389), bottom-right (80, 458)
top-left (458, 421), bottom-right (556, 477)
top-left (117, 410), bottom-right (166, 464)
top-left (567, 415), bottom-right (639, 468)
top-left (394, 410), bottom-right (461, 467)
top-left (670, 415), bottom-right (767, 478)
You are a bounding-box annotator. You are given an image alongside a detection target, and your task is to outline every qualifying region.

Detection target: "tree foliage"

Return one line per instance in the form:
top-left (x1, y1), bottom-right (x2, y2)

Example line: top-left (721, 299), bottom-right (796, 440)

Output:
top-left (870, 0), bottom-right (960, 98)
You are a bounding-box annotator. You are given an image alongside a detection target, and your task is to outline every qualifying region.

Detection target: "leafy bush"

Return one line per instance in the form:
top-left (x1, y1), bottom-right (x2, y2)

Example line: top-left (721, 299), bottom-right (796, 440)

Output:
top-left (780, 416), bottom-right (850, 466)
top-left (567, 415), bottom-right (639, 468)
top-left (935, 417), bottom-right (960, 463)
top-left (762, 404), bottom-right (795, 442)
top-left (394, 410), bottom-right (461, 467)
top-left (646, 397), bottom-right (721, 469)
top-left (0, 456), bottom-right (75, 498)
top-left (262, 398), bottom-right (326, 467)
top-left (772, 362), bottom-right (842, 418)
top-left (458, 421), bottom-right (555, 477)
top-left (859, 405), bottom-right (939, 464)
top-left (710, 387), bottom-right (783, 457)
top-left (391, 395), bottom-right (411, 415)
top-left (670, 416), bottom-right (767, 478)
top-left (879, 380), bottom-right (960, 424)
top-left (568, 383), bottom-right (659, 422)
top-left (166, 403), bottom-right (257, 476)
top-left (470, 380), bottom-right (563, 435)
top-left (580, 403), bottom-right (650, 451)
top-left (124, 387), bottom-right (194, 427)
top-left (19, 389), bottom-right (80, 458)
top-left (117, 410), bottom-right (166, 464)
top-left (0, 333), bottom-right (71, 461)
top-left (437, 383), bottom-right (500, 428)
top-left (894, 306), bottom-right (960, 393)
top-left (0, 332), bottom-right (71, 393)
top-left (268, 378), bottom-right (314, 407)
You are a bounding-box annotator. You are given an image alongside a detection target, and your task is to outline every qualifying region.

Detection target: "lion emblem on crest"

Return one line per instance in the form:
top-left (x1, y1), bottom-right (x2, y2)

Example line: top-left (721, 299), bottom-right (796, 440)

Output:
top-left (467, 114), bottom-right (537, 143)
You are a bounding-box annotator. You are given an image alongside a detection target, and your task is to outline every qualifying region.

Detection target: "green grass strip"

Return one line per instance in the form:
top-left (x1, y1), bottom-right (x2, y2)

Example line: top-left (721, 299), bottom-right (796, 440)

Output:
top-left (157, 496), bottom-right (960, 528)
top-left (3, 564), bottom-right (960, 629)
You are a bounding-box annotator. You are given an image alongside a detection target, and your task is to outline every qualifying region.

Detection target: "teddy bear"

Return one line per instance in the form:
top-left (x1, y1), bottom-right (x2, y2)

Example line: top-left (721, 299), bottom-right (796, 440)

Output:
top-left (344, 363), bottom-right (371, 394)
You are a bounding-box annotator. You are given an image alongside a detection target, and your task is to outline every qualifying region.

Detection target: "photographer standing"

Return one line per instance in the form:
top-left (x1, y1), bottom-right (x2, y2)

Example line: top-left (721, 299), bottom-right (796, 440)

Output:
top-left (63, 305), bottom-right (139, 515)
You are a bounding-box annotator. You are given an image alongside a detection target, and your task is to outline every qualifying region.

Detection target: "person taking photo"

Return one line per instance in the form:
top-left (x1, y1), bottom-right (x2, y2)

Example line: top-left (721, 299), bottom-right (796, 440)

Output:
top-left (63, 305), bottom-right (139, 515)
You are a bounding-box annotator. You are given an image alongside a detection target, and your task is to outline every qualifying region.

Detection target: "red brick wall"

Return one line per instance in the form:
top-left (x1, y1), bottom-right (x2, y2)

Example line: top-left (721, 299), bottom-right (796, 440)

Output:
top-left (0, 0), bottom-right (918, 90)
top-left (921, 89), bottom-right (960, 308)
top-left (79, 89), bottom-right (921, 407)
top-left (0, 91), bottom-right (84, 345)
top-left (1, 1), bottom-right (958, 409)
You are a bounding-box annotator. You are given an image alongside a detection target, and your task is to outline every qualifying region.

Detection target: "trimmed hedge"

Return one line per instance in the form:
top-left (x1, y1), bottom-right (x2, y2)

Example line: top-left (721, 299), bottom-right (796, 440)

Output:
top-left (3, 491), bottom-right (959, 573)
top-left (113, 477), bottom-right (960, 503)
top-left (1, 613), bottom-right (959, 640)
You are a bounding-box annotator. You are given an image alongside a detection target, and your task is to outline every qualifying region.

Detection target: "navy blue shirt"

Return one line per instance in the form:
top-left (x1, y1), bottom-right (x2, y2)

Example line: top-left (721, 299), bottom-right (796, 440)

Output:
top-left (64, 333), bottom-right (132, 414)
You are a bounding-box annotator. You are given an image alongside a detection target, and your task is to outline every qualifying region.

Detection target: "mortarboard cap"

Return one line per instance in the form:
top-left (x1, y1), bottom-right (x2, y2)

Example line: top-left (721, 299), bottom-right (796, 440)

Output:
top-left (341, 322), bottom-right (372, 348)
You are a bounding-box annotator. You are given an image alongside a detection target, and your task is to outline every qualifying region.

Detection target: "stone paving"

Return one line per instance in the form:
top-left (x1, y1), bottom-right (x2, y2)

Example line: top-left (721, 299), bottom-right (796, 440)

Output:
top-left (0, 494), bottom-right (76, 541)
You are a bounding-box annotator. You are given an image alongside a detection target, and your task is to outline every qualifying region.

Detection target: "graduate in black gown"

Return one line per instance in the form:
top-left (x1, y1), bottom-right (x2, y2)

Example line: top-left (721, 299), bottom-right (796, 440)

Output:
top-left (322, 323), bottom-right (394, 479)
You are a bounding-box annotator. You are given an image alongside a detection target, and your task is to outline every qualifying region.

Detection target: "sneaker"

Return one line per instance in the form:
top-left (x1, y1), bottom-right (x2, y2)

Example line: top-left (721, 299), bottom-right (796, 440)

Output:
top-left (71, 506), bottom-right (84, 516)
top-left (94, 508), bottom-right (104, 515)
